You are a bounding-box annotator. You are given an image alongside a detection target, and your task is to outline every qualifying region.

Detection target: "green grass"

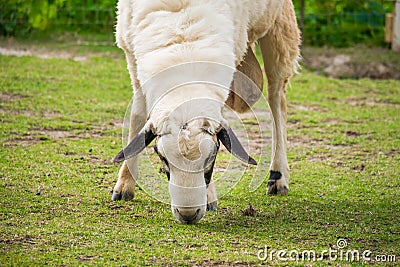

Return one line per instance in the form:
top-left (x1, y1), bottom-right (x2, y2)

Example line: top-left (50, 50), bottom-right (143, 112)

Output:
top-left (0, 40), bottom-right (399, 266)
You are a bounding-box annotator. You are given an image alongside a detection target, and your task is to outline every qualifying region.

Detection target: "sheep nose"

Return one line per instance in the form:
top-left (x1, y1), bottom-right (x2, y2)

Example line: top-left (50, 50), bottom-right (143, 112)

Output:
top-left (176, 208), bottom-right (201, 224)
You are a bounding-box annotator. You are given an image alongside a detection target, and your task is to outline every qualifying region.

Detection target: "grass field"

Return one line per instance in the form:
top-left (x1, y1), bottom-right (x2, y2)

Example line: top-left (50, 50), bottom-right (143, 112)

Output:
top-left (0, 38), bottom-right (399, 266)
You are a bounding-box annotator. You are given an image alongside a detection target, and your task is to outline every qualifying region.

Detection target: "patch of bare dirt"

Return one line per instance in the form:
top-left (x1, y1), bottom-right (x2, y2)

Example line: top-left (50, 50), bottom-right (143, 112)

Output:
top-left (42, 111), bottom-right (62, 118)
top-left (0, 235), bottom-right (36, 245)
top-left (289, 103), bottom-right (327, 112)
top-left (288, 135), bottom-right (355, 163)
top-left (2, 109), bottom-right (64, 120)
top-left (223, 108), bottom-right (271, 155)
top-left (0, 36), bottom-right (125, 61)
top-left (4, 117), bottom-right (123, 148)
top-left (288, 137), bottom-right (324, 149)
top-left (5, 134), bottom-right (41, 147)
top-left (344, 97), bottom-right (399, 107)
top-left (77, 255), bottom-right (97, 263)
top-left (302, 47), bottom-right (400, 80)
top-left (322, 118), bottom-right (342, 125)
top-left (5, 125), bottom-right (118, 147)
top-left (41, 130), bottom-right (73, 139)
top-left (0, 46), bottom-right (89, 61)
top-left (345, 130), bottom-right (363, 137)
top-left (1, 108), bottom-right (34, 117)
top-left (0, 92), bottom-right (26, 102)
top-left (191, 261), bottom-right (257, 267)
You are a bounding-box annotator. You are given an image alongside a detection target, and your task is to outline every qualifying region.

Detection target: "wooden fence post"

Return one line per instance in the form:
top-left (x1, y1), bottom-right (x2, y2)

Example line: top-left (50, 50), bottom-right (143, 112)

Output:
top-left (385, 13), bottom-right (393, 43)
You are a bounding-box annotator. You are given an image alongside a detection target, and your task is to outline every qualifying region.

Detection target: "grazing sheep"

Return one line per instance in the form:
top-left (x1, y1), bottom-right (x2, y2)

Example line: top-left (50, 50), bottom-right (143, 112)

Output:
top-left (112, 0), bottom-right (300, 224)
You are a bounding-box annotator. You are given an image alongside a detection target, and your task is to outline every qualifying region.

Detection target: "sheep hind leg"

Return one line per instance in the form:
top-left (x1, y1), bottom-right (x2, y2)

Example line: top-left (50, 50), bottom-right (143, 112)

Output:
top-left (259, 0), bottom-right (300, 196)
top-left (206, 179), bottom-right (218, 211)
top-left (112, 52), bottom-right (146, 201)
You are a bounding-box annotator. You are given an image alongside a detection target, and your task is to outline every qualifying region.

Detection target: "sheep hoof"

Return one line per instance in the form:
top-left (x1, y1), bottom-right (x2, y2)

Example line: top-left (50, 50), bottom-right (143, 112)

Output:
top-left (267, 180), bottom-right (278, 195)
top-left (111, 191), bottom-right (134, 201)
top-left (207, 201), bottom-right (218, 211)
top-left (277, 185), bottom-right (289, 196)
top-left (267, 171), bottom-right (288, 196)
top-left (268, 181), bottom-right (289, 196)
top-left (111, 191), bottom-right (121, 201)
top-left (122, 191), bottom-right (134, 201)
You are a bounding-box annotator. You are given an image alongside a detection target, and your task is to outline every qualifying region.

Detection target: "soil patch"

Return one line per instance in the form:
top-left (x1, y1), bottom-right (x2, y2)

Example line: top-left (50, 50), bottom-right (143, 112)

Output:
top-left (5, 124), bottom-right (118, 147)
top-left (223, 108), bottom-right (271, 155)
top-left (2, 40), bottom-right (399, 80)
top-left (0, 235), bottom-right (36, 246)
top-left (0, 92), bottom-right (26, 102)
top-left (302, 46), bottom-right (400, 80)
top-left (344, 97), bottom-right (399, 106)
top-left (0, 46), bottom-right (89, 61)
top-left (289, 103), bottom-right (326, 112)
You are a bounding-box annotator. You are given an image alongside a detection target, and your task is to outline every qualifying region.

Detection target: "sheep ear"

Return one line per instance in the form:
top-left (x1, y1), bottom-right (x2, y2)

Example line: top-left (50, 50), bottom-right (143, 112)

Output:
top-left (113, 128), bottom-right (157, 163)
top-left (217, 124), bottom-right (257, 165)
top-left (226, 46), bottom-right (263, 113)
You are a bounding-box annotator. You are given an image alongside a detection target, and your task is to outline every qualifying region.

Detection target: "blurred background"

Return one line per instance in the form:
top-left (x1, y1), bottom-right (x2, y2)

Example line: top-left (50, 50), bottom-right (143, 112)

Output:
top-left (0, 0), bottom-right (397, 47)
top-left (1, 0), bottom-right (399, 79)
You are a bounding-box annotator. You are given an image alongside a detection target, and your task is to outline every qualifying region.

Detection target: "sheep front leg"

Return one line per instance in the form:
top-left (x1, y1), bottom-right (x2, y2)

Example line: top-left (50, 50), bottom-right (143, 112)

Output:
top-left (112, 89), bottom-right (146, 201)
top-left (259, 0), bottom-right (301, 196)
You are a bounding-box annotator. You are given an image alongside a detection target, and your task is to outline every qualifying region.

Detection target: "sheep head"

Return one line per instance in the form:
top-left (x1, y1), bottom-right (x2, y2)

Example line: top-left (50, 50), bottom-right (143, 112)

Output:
top-left (114, 114), bottom-right (256, 224)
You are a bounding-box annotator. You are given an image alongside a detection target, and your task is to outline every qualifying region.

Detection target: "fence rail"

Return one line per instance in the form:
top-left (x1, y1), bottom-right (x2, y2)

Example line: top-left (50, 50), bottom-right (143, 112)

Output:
top-left (52, 7), bottom-right (116, 26)
top-left (0, 5), bottom-right (390, 46)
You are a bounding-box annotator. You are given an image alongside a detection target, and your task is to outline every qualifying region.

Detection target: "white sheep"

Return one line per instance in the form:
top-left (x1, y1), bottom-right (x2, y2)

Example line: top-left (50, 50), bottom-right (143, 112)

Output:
top-left (112, 0), bottom-right (301, 224)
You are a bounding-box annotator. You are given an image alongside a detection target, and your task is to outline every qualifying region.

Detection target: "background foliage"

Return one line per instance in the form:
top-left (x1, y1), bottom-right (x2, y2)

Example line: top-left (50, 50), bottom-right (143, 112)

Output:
top-left (0, 0), bottom-right (117, 35)
top-left (0, 0), bottom-right (396, 46)
top-left (293, 0), bottom-right (395, 47)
